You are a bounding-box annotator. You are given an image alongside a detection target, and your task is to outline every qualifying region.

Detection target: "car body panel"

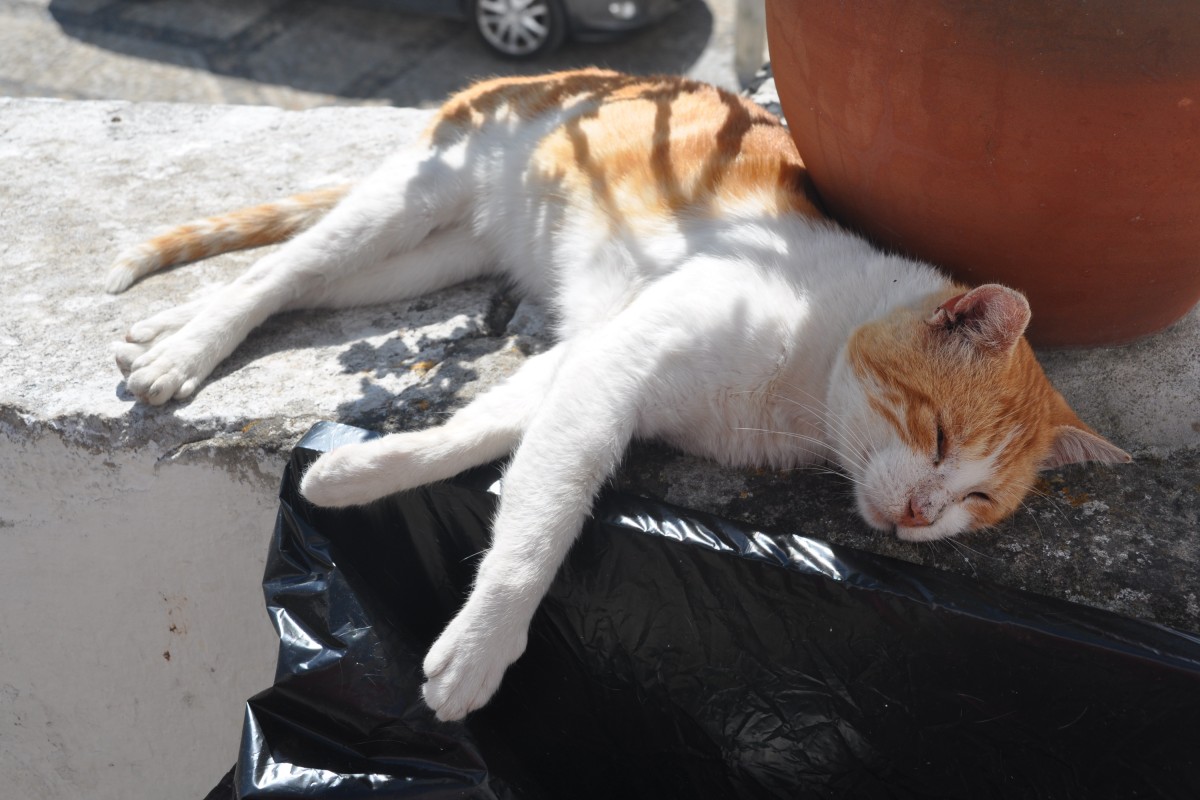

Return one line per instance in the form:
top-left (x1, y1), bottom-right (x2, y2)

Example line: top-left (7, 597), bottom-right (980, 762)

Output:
top-left (375, 0), bottom-right (685, 43)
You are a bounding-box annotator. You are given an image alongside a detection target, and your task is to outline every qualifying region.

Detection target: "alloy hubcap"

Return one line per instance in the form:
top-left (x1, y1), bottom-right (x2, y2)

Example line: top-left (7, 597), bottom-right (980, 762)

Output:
top-left (476, 0), bottom-right (552, 55)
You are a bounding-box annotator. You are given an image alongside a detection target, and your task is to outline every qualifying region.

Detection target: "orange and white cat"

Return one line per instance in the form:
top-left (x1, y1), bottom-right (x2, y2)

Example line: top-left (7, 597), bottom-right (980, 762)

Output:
top-left (108, 70), bottom-right (1129, 721)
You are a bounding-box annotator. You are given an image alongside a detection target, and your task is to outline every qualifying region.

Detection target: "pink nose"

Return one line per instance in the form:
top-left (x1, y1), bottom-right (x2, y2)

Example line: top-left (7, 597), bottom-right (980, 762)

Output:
top-left (898, 498), bottom-right (931, 528)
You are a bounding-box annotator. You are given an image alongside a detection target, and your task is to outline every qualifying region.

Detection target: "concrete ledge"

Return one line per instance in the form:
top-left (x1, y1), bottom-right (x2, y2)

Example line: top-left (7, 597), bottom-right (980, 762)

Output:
top-left (2, 94), bottom-right (1197, 799)
top-left (0, 98), bottom-right (536, 800)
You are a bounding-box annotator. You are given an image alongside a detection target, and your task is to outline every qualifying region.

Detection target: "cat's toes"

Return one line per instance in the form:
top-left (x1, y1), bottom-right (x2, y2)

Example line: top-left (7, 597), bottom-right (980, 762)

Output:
top-left (124, 299), bottom-right (207, 344)
top-left (124, 318), bottom-right (172, 345)
top-left (113, 341), bottom-right (148, 377)
top-left (421, 612), bottom-right (528, 722)
top-left (300, 448), bottom-right (368, 507)
top-left (124, 343), bottom-right (209, 405)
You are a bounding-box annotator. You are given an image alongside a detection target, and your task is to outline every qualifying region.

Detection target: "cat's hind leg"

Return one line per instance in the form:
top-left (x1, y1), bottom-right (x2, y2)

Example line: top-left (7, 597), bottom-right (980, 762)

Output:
top-left (120, 141), bottom-right (478, 404)
top-left (304, 224), bottom-right (494, 310)
top-left (300, 342), bottom-right (567, 507)
top-left (115, 223), bottom-right (494, 377)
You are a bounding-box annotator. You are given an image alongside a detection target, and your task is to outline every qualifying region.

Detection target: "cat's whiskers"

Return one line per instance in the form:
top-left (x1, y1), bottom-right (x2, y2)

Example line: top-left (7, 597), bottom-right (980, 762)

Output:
top-left (777, 461), bottom-right (872, 491)
top-left (942, 539), bottom-right (981, 575)
top-left (733, 426), bottom-right (869, 475)
top-left (759, 381), bottom-right (876, 460)
top-left (726, 386), bottom-right (873, 462)
top-left (1024, 483), bottom-right (1075, 527)
top-left (945, 535), bottom-right (993, 561)
top-left (459, 547), bottom-right (490, 563)
top-left (1018, 499), bottom-right (1047, 544)
top-left (759, 404), bottom-right (872, 476)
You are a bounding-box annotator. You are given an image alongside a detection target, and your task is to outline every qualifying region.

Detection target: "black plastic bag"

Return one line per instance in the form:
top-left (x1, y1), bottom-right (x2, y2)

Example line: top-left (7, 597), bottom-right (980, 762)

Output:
top-left (216, 421), bottom-right (1200, 799)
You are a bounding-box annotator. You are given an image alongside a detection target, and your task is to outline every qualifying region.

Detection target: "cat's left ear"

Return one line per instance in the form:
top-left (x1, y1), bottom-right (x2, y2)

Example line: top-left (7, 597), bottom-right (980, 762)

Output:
top-left (925, 284), bottom-right (1031, 355)
top-left (1042, 425), bottom-right (1132, 469)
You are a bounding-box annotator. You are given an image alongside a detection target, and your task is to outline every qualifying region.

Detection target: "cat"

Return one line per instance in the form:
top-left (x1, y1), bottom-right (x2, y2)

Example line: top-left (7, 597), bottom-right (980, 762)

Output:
top-left (107, 69), bottom-right (1130, 721)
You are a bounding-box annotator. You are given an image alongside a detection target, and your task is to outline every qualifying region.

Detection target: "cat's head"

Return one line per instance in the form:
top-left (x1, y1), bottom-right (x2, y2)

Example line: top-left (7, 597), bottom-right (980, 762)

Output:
top-left (830, 284), bottom-right (1130, 541)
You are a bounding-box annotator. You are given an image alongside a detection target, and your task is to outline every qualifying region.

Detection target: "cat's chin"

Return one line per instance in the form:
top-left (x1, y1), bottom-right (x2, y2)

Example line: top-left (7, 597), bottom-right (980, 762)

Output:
top-left (894, 524), bottom-right (961, 543)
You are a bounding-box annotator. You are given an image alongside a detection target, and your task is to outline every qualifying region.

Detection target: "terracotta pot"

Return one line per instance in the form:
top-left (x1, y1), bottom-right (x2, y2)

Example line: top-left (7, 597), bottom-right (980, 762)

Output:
top-left (765, 0), bottom-right (1200, 346)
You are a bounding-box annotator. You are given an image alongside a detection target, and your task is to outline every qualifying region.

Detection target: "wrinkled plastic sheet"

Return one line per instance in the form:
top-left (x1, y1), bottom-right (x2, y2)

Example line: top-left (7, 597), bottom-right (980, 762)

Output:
top-left (211, 421), bottom-right (1200, 799)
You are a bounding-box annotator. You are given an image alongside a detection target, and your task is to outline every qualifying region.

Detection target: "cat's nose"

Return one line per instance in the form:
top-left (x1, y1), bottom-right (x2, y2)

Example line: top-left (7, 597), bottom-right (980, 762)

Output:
top-left (898, 497), bottom-right (932, 527)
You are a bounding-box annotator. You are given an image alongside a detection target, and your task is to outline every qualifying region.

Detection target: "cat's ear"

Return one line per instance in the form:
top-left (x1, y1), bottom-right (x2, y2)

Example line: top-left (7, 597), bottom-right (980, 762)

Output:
top-left (1042, 425), bottom-right (1132, 469)
top-left (925, 284), bottom-right (1031, 355)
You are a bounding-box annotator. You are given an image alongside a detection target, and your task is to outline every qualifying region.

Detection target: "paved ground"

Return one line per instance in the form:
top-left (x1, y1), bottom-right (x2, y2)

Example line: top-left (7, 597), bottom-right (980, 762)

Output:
top-left (0, 0), bottom-right (752, 108)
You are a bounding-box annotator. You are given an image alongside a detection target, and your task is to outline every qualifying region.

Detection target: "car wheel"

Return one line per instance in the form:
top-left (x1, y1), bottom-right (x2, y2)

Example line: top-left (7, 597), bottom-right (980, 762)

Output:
top-left (470, 0), bottom-right (567, 59)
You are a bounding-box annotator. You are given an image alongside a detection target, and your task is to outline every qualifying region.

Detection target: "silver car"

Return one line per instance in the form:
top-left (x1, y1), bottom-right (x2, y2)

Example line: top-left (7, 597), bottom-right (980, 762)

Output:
top-left (394, 0), bottom-right (686, 58)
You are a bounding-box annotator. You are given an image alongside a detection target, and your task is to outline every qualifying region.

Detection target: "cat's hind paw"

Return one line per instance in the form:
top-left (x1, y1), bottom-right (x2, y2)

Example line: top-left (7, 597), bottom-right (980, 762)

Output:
top-left (122, 298), bottom-right (207, 346)
top-left (119, 337), bottom-right (212, 405)
top-left (114, 299), bottom-right (213, 400)
top-left (421, 609), bottom-right (529, 722)
top-left (112, 340), bottom-right (144, 377)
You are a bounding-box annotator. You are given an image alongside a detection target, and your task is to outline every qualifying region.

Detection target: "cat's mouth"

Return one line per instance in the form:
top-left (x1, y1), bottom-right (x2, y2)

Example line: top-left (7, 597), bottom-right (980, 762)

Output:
top-left (861, 498), bottom-right (963, 542)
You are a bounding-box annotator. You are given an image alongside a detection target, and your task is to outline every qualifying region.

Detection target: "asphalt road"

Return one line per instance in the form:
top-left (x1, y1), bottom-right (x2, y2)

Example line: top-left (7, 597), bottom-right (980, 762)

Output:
top-left (0, 0), bottom-right (754, 108)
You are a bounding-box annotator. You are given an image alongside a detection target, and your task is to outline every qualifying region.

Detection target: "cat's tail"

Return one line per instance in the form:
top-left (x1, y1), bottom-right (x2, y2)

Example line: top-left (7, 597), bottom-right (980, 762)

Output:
top-left (105, 184), bottom-right (351, 293)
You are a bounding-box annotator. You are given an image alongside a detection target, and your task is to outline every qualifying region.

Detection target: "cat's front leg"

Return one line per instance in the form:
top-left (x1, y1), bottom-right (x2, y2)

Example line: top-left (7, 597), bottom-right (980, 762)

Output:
top-left (301, 344), bottom-right (568, 506)
top-left (419, 287), bottom-right (689, 720)
top-left (421, 564), bottom-right (535, 721)
top-left (419, 462), bottom-right (595, 721)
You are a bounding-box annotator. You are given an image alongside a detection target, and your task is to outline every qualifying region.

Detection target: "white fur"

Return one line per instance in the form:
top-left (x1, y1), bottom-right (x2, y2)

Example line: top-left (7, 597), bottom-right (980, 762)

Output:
top-left (109, 98), bottom-right (995, 721)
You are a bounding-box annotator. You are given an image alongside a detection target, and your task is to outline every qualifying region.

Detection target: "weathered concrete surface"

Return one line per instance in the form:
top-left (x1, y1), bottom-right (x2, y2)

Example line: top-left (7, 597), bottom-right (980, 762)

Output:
top-left (1, 90), bottom-right (1198, 800)
top-left (0, 98), bottom-right (537, 800)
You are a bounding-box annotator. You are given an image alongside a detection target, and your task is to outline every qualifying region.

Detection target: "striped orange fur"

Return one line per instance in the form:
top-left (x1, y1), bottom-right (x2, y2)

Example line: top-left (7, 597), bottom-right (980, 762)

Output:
top-left (106, 185), bottom-right (349, 293)
top-left (430, 69), bottom-right (823, 221)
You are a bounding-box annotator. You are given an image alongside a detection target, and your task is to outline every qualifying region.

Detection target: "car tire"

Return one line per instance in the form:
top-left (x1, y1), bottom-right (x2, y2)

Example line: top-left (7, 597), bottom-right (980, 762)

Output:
top-left (469, 0), bottom-right (567, 59)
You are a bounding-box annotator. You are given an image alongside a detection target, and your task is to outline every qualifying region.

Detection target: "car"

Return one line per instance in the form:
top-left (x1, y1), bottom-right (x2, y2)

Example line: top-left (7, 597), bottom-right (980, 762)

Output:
top-left (392, 0), bottom-right (686, 59)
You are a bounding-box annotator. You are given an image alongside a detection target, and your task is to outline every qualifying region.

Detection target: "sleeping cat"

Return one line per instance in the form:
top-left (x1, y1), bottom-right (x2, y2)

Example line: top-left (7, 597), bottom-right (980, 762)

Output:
top-left (107, 69), bottom-right (1130, 721)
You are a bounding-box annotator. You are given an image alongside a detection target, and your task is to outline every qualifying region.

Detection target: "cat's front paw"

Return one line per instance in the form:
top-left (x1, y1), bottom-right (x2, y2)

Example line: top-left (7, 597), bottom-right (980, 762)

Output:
top-left (300, 444), bottom-right (393, 508)
top-left (422, 603), bottom-right (529, 722)
top-left (300, 436), bottom-right (434, 507)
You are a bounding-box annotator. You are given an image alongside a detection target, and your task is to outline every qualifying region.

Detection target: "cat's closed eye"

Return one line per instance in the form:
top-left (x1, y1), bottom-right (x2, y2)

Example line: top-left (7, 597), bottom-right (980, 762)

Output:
top-left (934, 422), bottom-right (946, 464)
top-left (966, 491), bottom-right (993, 503)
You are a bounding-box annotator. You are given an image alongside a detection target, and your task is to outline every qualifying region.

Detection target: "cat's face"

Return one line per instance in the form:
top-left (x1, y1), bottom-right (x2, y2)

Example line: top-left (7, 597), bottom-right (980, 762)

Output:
top-left (830, 285), bottom-right (1129, 541)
